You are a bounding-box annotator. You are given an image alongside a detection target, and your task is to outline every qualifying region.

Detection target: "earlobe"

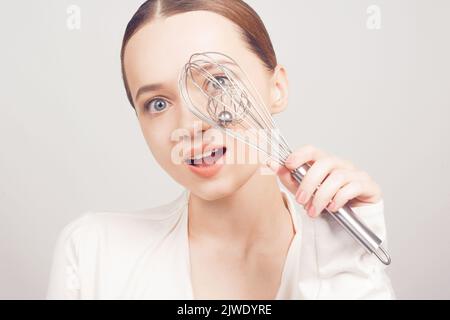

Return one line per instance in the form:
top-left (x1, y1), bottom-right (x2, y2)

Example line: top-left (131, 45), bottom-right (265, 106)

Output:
top-left (270, 65), bottom-right (289, 115)
top-left (275, 89), bottom-right (282, 101)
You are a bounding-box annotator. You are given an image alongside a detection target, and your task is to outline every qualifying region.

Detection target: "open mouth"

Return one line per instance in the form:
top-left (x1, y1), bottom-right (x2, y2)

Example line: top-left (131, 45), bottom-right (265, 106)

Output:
top-left (185, 147), bottom-right (227, 167)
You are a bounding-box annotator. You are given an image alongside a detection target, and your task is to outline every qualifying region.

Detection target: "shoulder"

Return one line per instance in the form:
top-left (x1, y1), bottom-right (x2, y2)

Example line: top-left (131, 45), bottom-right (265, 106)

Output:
top-left (47, 190), bottom-right (189, 299)
top-left (56, 190), bottom-right (189, 251)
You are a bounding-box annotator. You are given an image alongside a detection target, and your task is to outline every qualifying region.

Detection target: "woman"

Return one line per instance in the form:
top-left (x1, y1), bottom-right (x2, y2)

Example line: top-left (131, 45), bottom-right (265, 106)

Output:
top-left (47, 0), bottom-right (395, 299)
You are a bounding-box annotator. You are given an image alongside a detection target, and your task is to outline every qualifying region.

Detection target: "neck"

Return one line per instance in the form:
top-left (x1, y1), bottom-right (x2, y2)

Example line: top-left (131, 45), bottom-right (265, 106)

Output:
top-left (187, 168), bottom-right (293, 247)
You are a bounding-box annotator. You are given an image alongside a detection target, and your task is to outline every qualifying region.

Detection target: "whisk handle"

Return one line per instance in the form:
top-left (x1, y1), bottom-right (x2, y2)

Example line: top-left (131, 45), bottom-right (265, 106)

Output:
top-left (291, 166), bottom-right (391, 265)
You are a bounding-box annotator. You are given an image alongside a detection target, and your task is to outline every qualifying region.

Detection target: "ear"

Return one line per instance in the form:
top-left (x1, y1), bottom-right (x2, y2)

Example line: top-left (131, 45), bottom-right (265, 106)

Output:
top-left (269, 64), bottom-right (289, 115)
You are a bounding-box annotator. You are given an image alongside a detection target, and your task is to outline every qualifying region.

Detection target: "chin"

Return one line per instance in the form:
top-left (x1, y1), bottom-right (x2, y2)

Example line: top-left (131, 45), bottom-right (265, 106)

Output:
top-left (188, 176), bottom-right (238, 201)
top-left (186, 165), bottom-right (260, 201)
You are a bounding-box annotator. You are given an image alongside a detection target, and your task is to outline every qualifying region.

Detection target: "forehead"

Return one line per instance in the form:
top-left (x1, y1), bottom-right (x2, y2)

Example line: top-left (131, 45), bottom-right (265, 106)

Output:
top-left (123, 11), bottom-right (260, 102)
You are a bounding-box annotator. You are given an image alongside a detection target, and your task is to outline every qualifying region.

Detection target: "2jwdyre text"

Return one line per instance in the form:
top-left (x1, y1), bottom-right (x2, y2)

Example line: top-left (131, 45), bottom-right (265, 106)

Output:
top-left (177, 304), bottom-right (272, 318)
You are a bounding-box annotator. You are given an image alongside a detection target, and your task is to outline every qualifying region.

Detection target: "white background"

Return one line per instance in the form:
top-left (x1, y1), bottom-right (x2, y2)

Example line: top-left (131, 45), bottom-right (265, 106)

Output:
top-left (0, 0), bottom-right (449, 299)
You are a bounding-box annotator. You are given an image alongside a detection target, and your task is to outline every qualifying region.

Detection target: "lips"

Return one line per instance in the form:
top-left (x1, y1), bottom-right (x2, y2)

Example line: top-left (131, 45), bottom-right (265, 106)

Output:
top-left (184, 146), bottom-right (227, 167)
top-left (184, 145), bottom-right (227, 178)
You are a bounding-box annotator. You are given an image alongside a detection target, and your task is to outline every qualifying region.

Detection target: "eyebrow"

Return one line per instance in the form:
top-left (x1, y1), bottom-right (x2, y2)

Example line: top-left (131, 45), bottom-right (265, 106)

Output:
top-left (197, 61), bottom-right (238, 75)
top-left (134, 62), bottom-right (238, 102)
top-left (135, 83), bottom-right (164, 102)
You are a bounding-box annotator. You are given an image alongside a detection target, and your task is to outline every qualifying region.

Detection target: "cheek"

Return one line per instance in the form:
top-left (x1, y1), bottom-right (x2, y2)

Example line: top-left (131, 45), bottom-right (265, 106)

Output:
top-left (224, 141), bottom-right (264, 180)
top-left (256, 80), bottom-right (272, 108)
top-left (245, 74), bottom-right (272, 111)
top-left (140, 121), bottom-right (174, 162)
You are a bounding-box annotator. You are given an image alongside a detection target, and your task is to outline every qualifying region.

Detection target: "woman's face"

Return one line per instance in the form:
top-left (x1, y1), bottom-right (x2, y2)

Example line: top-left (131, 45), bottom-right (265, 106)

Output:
top-left (123, 11), bottom-right (279, 201)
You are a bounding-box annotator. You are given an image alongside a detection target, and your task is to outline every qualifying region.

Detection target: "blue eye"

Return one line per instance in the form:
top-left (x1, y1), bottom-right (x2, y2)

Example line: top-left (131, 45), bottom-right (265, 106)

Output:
top-left (207, 76), bottom-right (231, 93)
top-left (145, 98), bottom-right (169, 114)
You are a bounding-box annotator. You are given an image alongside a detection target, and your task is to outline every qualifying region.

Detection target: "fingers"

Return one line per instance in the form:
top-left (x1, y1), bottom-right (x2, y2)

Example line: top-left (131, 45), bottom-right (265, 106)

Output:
top-left (294, 155), bottom-right (350, 207)
top-left (311, 169), bottom-right (364, 217)
top-left (267, 159), bottom-right (298, 194)
top-left (267, 144), bottom-right (381, 219)
top-left (332, 174), bottom-right (382, 208)
top-left (326, 180), bottom-right (365, 213)
top-left (271, 145), bottom-right (330, 202)
top-left (284, 145), bottom-right (329, 171)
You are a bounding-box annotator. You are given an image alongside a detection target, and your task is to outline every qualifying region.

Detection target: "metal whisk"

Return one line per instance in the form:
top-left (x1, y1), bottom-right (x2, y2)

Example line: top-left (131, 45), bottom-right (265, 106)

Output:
top-left (178, 52), bottom-right (391, 265)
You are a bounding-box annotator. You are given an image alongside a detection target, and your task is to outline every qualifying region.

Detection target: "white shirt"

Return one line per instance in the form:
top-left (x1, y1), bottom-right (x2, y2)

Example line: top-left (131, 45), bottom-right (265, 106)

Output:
top-left (46, 188), bottom-right (395, 299)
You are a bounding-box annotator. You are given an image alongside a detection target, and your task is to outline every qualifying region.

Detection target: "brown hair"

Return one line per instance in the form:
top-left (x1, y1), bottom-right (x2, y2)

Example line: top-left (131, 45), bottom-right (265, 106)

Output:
top-left (120, 0), bottom-right (278, 108)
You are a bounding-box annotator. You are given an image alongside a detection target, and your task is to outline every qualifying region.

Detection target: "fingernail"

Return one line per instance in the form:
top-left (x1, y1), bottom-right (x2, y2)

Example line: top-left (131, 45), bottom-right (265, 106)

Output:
top-left (327, 201), bottom-right (335, 212)
top-left (297, 190), bottom-right (307, 204)
top-left (308, 205), bottom-right (316, 217)
top-left (305, 201), bottom-right (310, 210)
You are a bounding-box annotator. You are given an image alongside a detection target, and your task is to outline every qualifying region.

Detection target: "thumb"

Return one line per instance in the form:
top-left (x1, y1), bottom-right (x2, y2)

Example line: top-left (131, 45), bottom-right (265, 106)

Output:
top-left (267, 160), bottom-right (299, 195)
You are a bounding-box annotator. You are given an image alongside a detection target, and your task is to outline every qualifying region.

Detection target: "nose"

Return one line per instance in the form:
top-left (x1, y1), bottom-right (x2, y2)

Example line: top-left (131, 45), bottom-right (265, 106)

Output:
top-left (178, 98), bottom-right (212, 137)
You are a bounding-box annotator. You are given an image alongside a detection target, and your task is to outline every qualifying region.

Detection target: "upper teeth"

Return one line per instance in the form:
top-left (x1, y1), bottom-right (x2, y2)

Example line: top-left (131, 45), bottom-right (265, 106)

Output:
top-left (190, 148), bottom-right (218, 161)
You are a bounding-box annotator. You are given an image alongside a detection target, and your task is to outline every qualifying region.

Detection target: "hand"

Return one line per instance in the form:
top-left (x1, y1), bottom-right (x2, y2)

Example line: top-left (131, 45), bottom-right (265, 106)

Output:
top-left (267, 145), bottom-right (382, 218)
